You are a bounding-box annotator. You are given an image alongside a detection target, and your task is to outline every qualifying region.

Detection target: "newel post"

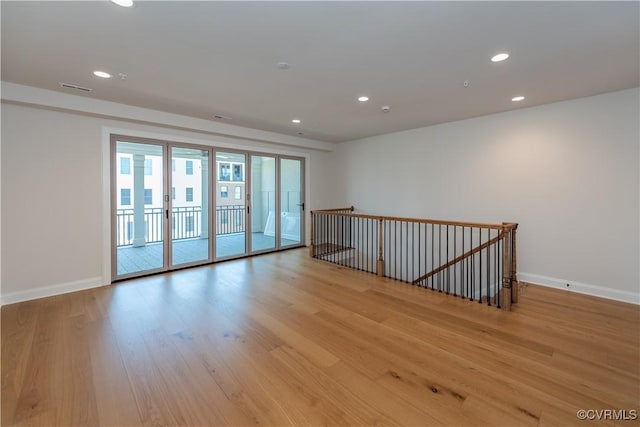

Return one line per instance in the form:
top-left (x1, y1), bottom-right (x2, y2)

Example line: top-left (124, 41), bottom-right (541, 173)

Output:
top-left (500, 223), bottom-right (512, 310)
top-left (377, 218), bottom-right (384, 276)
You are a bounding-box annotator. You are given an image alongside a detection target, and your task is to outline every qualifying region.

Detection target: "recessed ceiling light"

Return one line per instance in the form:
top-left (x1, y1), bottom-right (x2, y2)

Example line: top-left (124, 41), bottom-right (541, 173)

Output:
top-left (291, 119), bottom-right (301, 124)
top-left (358, 96), bottom-right (369, 102)
top-left (277, 62), bottom-right (290, 70)
top-left (491, 53), bottom-right (510, 63)
top-left (511, 96), bottom-right (525, 102)
top-left (93, 71), bottom-right (112, 79)
top-left (111, 0), bottom-right (133, 7)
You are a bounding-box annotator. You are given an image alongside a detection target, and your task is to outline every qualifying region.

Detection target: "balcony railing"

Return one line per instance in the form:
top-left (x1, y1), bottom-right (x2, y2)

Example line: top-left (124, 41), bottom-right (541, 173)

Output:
top-left (116, 205), bottom-right (245, 247)
top-left (216, 205), bottom-right (246, 235)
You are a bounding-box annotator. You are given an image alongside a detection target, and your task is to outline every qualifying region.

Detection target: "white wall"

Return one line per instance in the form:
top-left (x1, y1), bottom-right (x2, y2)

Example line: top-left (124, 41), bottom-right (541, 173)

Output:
top-left (2, 104), bottom-right (105, 300)
top-left (334, 88), bottom-right (639, 302)
top-left (1, 101), bottom-right (337, 304)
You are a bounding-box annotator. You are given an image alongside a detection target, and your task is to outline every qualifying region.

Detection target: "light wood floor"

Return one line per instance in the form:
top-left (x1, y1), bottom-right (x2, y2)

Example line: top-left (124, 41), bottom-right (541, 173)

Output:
top-left (2, 248), bottom-right (639, 426)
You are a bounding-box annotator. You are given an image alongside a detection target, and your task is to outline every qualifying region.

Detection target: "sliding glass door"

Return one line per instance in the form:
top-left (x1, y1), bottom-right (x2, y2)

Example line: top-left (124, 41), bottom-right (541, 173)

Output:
top-left (113, 140), bottom-right (166, 278)
top-left (280, 157), bottom-right (304, 247)
top-left (170, 147), bottom-right (210, 266)
top-left (250, 155), bottom-right (277, 252)
top-left (112, 136), bottom-right (305, 281)
top-left (215, 151), bottom-right (247, 259)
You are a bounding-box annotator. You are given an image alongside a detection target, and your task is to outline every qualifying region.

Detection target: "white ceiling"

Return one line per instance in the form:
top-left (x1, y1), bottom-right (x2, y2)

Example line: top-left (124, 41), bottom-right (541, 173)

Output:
top-left (2, 1), bottom-right (638, 144)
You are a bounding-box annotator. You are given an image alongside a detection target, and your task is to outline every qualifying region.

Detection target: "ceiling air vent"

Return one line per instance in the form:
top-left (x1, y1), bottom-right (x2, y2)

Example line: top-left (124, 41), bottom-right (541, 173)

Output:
top-left (212, 114), bottom-right (232, 120)
top-left (59, 82), bottom-right (92, 92)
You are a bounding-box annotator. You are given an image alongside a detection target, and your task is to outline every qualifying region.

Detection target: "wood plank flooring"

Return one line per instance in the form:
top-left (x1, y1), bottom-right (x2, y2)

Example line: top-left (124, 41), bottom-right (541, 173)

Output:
top-left (2, 248), bottom-right (639, 426)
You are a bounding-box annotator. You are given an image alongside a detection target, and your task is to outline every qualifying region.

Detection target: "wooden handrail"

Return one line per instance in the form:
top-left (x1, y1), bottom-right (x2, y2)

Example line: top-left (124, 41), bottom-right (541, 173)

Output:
top-left (311, 206), bottom-right (354, 213)
top-left (313, 209), bottom-right (516, 231)
top-left (412, 232), bottom-right (503, 285)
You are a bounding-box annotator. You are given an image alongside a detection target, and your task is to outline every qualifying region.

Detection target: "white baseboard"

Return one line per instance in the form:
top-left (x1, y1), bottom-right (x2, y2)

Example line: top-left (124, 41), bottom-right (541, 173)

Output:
top-left (519, 272), bottom-right (639, 305)
top-left (2, 272), bottom-right (637, 307)
top-left (1, 277), bottom-right (105, 306)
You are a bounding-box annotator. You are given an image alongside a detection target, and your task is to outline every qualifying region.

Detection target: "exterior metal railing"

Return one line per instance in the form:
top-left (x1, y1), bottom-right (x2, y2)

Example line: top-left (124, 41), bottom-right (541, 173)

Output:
top-left (215, 205), bottom-right (245, 235)
top-left (116, 205), bottom-right (245, 247)
top-left (310, 207), bottom-right (519, 310)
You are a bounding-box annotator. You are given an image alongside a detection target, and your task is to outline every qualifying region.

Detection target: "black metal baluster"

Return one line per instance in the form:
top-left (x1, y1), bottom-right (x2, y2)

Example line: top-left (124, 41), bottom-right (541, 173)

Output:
top-left (461, 226), bottom-right (466, 299)
top-left (338, 214), bottom-right (341, 265)
top-left (338, 214), bottom-right (342, 266)
top-left (431, 224), bottom-right (434, 290)
top-left (360, 217), bottom-right (363, 271)
top-left (363, 218), bottom-right (366, 271)
top-left (332, 214), bottom-right (336, 264)
top-left (351, 215), bottom-right (354, 268)
top-left (480, 227), bottom-right (484, 304)
top-left (467, 256), bottom-right (471, 301)
top-left (322, 213), bottom-right (329, 259)
top-left (495, 231), bottom-right (500, 308)
top-left (418, 222), bottom-right (421, 287)
top-left (346, 215), bottom-right (349, 266)
top-left (353, 216), bottom-right (357, 269)
top-left (394, 220), bottom-right (398, 280)
top-left (486, 228), bottom-right (491, 306)
top-left (467, 227), bottom-right (476, 301)
top-left (333, 213), bottom-right (336, 263)
top-left (369, 218), bottom-right (372, 273)
top-left (499, 232), bottom-right (503, 305)
top-left (446, 225), bottom-right (450, 294)
top-left (368, 217), bottom-right (371, 272)
top-left (324, 214), bottom-right (328, 258)
top-left (363, 217), bottom-right (366, 271)
top-left (407, 222), bottom-right (410, 283)
top-left (329, 214), bottom-right (333, 258)
top-left (366, 218), bottom-right (370, 272)
top-left (312, 212), bottom-right (315, 257)
top-left (400, 221), bottom-right (404, 281)
top-left (453, 226), bottom-right (457, 297)
top-left (438, 224), bottom-right (442, 292)
top-left (384, 219), bottom-right (388, 277)
top-left (473, 252), bottom-right (479, 303)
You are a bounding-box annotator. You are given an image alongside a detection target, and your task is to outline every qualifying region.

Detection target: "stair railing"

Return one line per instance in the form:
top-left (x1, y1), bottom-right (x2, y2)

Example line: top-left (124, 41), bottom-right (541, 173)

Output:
top-left (310, 207), bottom-right (519, 310)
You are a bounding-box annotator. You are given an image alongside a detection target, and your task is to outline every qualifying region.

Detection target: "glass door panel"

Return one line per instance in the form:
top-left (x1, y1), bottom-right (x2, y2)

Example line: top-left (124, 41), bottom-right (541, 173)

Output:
top-left (171, 147), bottom-right (210, 266)
top-left (215, 151), bottom-right (247, 258)
top-left (280, 158), bottom-right (303, 247)
top-left (250, 155), bottom-right (277, 252)
top-left (114, 140), bottom-right (165, 277)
